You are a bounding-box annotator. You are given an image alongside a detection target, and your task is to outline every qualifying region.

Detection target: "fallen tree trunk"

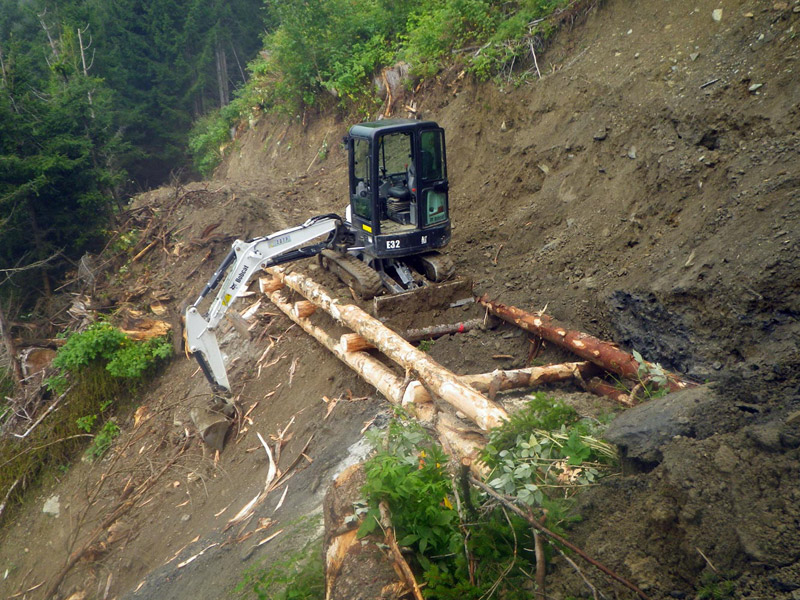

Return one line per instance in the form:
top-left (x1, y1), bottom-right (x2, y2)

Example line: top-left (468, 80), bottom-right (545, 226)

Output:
top-left (266, 287), bottom-right (433, 416)
top-left (477, 295), bottom-right (695, 393)
top-left (403, 318), bottom-right (486, 342)
top-left (266, 283), bottom-right (490, 473)
top-left (269, 268), bottom-right (509, 431)
top-left (339, 315), bottom-right (487, 352)
top-left (461, 362), bottom-right (599, 394)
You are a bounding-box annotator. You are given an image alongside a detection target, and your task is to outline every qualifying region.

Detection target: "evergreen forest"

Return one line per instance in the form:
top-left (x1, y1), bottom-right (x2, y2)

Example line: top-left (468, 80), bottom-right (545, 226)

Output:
top-left (1, 0), bottom-right (567, 308)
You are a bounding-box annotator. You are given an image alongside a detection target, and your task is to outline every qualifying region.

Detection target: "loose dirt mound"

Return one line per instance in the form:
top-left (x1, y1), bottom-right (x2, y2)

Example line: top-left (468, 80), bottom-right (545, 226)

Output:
top-left (1, 1), bottom-right (798, 599)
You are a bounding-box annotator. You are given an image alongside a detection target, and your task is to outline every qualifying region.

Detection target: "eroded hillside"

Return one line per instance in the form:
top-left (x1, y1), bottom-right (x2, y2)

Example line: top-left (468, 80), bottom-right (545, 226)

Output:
top-left (1, 0), bottom-right (798, 599)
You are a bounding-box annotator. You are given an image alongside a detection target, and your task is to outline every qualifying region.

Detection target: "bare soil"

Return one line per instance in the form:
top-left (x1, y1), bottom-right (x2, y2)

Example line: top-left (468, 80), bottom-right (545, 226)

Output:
top-left (2, 0), bottom-right (799, 599)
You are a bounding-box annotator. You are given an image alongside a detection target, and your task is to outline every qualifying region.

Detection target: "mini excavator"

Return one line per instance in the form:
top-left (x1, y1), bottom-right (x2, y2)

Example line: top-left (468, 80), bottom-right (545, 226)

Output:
top-left (185, 119), bottom-right (466, 393)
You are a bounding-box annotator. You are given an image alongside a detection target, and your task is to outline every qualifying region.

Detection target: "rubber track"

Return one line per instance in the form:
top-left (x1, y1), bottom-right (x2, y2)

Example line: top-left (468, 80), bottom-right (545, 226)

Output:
top-left (418, 251), bottom-right (456, 282)
top-left (319, 249), bottom-right (384, 299)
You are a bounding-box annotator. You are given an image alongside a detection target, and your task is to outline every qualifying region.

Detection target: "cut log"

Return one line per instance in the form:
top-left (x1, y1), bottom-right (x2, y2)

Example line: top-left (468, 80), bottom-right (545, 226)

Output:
top-left (585, 377), bottom-right (635, 406)
top-left (324, 464), bottom-right (406, 600)
top-left (477, 295), bottom-right (696, 393)
top-left (461, 362), bottom-right (599, 394)
top-left (119, 316), bottom-right (172, 341)
top-left (259, 276), bottom-right (285, 294)
top-left (270, 268), bottom-right (509, 431)
top-left (435, 413), bottom-right (489, 477)
top-left (338, 333), bottom-right (375, 353)
top-left (403, 318), bottom-right (486, 342)
top-left (266, 288), bottom-right (433, 415)
top-left (292, 300), bottom-right (317, 319)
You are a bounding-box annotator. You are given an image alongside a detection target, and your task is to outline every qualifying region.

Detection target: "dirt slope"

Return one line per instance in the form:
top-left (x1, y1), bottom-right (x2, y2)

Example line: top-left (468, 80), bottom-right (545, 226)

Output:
top-left (1, 0), bottom-right (799, 599)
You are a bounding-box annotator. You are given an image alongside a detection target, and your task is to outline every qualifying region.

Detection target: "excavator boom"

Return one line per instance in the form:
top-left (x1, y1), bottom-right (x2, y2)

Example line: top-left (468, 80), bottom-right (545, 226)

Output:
top-left (184, 215), bottom-right (343, 392)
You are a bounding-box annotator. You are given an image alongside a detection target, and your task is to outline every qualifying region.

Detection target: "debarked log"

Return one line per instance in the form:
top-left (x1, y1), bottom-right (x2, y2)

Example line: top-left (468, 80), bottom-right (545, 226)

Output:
top-left (477, 295), bottom-right (696, 393)
top-left (269, 268), bottom-right (509, 431)
top-left (266, 288), bottom-right (433, 417)
top-left (402, 318), bottom-right (487, 342)
top-left (461, 361), bottom-right (599, 394)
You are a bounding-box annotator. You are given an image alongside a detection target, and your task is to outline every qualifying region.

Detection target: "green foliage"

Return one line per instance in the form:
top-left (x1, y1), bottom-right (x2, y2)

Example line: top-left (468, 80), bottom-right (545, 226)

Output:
top-left (360, 418), bottom-right (459, 555)
top-left (85, 420), bottom-right (120, 460)
top-left (482, 395), bottom-right (617, 508)
top-left (76, 414), bottom-right (98, 433)
top-left (359, 409), bottom-right (613, 599)
top-left (631, 349), bottom-right (669, 398)
top-left (417, 338), bottom-right (434, 353)
top-left (0, 322), bottom-right (171, 521)
top-left (696, 570), bottom-right (737, 599)
top-left (190, 0), bottom-right (579, 172)
top-left (51, 322), bottom-right (172, 381)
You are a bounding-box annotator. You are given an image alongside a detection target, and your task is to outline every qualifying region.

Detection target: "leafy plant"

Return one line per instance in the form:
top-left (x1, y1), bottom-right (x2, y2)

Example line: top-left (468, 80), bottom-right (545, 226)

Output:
top-left (417, 339), bottom-right (434, 353)
top-left (360, 418), bottom-right (459, 556)
top-left (482, 396), bottom-right (617, 509)
top-left (50, 322), bottom-right (172, 383)
top-left (357, 404), bottom-right (616, 599)
top-left (631, 349), bottom-right (669, 399)
top-left (696, 570), bottom-right (737, 599)
top-left (85, 420), bottom-right (120, 460)
top-left (76, 414), bottom-right (98, 433)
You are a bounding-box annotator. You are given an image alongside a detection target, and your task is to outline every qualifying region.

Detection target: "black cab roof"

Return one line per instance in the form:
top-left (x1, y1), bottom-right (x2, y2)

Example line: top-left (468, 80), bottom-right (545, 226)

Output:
top-left (348, 119), bottom-right (441, 140)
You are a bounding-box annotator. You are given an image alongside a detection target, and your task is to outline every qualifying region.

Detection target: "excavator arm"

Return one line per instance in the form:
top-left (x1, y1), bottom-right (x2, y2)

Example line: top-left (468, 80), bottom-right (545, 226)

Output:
top-left (184, 214), bottom-right (345, 392)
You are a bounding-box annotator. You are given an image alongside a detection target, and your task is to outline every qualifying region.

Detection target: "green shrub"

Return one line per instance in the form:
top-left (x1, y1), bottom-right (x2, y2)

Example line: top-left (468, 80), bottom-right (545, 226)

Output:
top-left (358, 400), bottom-right (617, 599)
top-left (0, 323), bottom-right (172, 523)
top-left (190, 0), bottom-right (581, 170)
top-left (85, 420), bottom-right (121, 460)
top-left (50, 322), bottom-right (172, 382)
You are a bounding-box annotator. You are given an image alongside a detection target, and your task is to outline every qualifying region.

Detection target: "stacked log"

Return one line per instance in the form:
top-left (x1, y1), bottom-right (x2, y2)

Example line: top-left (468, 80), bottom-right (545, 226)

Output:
top-left (268, 268), bottom-right (509, 432)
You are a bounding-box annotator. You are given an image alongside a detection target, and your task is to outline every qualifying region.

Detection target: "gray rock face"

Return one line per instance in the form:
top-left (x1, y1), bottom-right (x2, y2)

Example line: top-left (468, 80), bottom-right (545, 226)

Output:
top-left (603, 385), bottom-right (714, 467)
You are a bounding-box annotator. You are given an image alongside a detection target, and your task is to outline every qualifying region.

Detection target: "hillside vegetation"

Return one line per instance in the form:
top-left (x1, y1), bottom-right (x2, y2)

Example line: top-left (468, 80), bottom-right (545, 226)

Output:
top-left (0, 1), bottom-right (799, 599)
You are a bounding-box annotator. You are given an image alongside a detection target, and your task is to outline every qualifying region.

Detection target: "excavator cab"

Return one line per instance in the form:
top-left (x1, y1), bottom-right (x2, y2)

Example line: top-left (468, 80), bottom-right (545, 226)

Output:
top-left (346, 120), bottom-right (451, 266)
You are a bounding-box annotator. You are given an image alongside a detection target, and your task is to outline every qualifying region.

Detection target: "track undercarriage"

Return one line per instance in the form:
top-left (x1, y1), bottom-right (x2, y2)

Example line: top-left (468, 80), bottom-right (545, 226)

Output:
top-left (318, 249), bottom-right (473, 315)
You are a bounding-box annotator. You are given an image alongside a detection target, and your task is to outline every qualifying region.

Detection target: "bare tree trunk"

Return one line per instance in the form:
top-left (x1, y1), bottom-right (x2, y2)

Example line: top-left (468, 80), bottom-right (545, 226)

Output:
top-left (0, 303), bottom-right (24, 391)
top-left (215, 41), bottom-right (229, 107)
top-left (478, 295), bottom-right (696, 392)
top-left (76, 25), bottom-right (95, 118)
top-left (460, 362), bottom-right (598, 394)
top-left (270, 268), bottom-right (509, 431)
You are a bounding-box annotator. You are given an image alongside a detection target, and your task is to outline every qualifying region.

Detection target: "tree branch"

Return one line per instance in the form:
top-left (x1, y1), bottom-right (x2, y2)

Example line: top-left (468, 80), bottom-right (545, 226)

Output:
top-left (469, 475), bottom-right (650, 600)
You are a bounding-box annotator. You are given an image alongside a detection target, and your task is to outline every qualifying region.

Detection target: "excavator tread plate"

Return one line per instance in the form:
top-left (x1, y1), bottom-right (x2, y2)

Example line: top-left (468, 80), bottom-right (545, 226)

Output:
top-left (319, 249), bottom-right (384, 300)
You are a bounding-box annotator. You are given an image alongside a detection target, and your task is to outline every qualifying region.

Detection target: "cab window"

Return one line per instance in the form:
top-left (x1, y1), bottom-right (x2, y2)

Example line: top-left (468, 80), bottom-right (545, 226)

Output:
top-left (352, 138), bottom-right (371, 220)
top-left (420, 130), bottom-right (445, 181)
top-left (379, 132), bottom-right (412, 177)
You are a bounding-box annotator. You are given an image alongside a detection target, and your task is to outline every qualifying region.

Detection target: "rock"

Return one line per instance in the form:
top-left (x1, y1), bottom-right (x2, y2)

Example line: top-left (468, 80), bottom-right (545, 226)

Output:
top-left (712, 8), bottom-right (723, 22)
top-left (746, 422), bottom-right (783, 451)
top-left (593, 128), bottom-right (608, 141)
top-left (749, 83), bottom-right (763, 93)
top-left (43, 494), bottom-right (60, 517)
top-left (627, 146), bottom-right (637, 159)
top-left (714, 444), bottom-right (737, 473)
top-left (690, 52), bottom-right (699, 61)
top-left (604, 386), bottom-right (714, 468)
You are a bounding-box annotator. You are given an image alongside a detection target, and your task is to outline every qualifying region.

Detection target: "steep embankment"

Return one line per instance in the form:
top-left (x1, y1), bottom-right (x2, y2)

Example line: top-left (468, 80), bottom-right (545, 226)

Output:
top-left (0, 1), bottom-right (798, 599)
